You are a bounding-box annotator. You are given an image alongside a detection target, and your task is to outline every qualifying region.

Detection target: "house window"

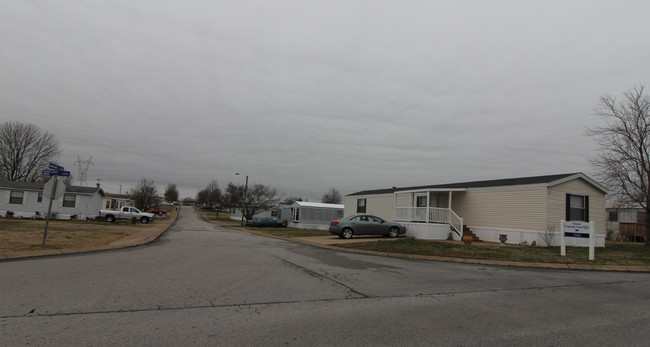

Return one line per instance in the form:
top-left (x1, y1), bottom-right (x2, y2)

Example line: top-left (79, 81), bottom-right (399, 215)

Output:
top-left (566, 194), bottom-right (589, 222)
top-left (63, 194), bottom-right (76, 208)
top-left (271, 210), bottom-right (278, 217)
top-left (416, 196), bottom-right (427, 207)
top-left (9, 191), bottom-right (24, 204)
top-left (356, 199), bottom-right (366, 213)
top-left (608, 211), bottom-right (618, 222)
top-left (38, 192), bottom-right (43, 203)
top-left (106, 201), bottom-right (111, 208)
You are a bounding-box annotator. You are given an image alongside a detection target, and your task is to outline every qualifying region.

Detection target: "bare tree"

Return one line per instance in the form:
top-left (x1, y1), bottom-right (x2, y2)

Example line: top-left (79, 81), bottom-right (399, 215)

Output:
top-left (196, 189), bottom-right (208, 207)
top-left (587, 85), bottom-right (650, 245)
top-left (205, 180), bottom-right (222, 210)
top-left (164, 183), bottom-right (179, 203)
top-left (0, 121), bottom-right (61, 182)
top-left (243, 183), bottom-right (280, 220)
top-left (224, 182), bottom-right (244, 212)
top-left (321, 188), bottom-right (342, 204)
top-left (128, 177), bottom-right (161, 211)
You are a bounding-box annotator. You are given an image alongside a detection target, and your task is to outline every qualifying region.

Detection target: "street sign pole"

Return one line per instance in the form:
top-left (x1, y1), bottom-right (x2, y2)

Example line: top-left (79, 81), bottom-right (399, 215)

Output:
top-left (42, 177), bottom-right (58, 245)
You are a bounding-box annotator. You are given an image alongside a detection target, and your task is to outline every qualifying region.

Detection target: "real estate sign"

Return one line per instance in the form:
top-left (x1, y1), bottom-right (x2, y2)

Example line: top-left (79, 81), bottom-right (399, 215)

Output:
top-left (561, 220), bottom-right (595, 260)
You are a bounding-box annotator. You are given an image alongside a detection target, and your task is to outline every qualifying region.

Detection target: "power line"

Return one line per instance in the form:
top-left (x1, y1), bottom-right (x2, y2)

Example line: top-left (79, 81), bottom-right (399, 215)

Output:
top-left (74, 155), bottom-right (94, 186)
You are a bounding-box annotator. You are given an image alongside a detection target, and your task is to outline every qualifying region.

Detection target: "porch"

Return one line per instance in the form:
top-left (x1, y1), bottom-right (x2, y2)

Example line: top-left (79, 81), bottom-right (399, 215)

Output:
top-left (392, 189), bottom-right (465, 240)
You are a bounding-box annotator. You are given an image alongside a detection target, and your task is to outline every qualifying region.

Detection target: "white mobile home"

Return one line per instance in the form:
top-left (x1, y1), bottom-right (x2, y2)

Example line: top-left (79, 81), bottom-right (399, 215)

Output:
top-left (0, 180), bottom-right (106, 220)
top-left (345, 173), bottom-right (607, 247)
top-left (288, 201), bottom-right (344, 230)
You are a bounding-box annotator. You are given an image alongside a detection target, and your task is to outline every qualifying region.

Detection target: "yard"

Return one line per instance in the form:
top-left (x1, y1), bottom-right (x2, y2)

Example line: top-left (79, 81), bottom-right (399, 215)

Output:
top-left (335, 239), bottom-right (650, 266)
top-left (0, 218), bottom-right (149, 253)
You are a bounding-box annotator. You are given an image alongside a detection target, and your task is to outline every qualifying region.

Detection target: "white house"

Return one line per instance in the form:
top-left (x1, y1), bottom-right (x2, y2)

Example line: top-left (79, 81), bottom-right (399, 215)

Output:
top-left (231, 201), bottom-right (344, 231)
top-left (0, 180), bottom-right (106, 220)
top-left (345, 173), bottom-right (608, 247)
top-left (286, 201), bottom-right (344, 230)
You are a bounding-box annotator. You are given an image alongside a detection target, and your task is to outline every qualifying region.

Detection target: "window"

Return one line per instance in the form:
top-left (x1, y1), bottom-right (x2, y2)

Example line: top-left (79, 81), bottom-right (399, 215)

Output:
top-left (38, 192), bottom-right (43, 203)
top-left (608, 211), bottom-right (618, 222)
top-left (9, 191), bottom-right (24, 204)
top-left (416, 196), bottom-right (427, 207)
top-left (63, 194), bottom-right (76, 208)
top-left (566, 194), bottom-right (589, 222)
top-left (357, 199), bottom-right (366, 213)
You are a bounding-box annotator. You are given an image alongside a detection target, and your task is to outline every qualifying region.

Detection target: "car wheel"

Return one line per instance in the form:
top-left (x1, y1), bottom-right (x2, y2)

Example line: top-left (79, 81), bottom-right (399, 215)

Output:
top-left (341, 228), bottom-right (353, 239)
top-left (105, 215), bottom-right (115, 223)
top-left (388, 227), bottom-right (400, 238)
top-left (140, 217), bottom-right (149, 224)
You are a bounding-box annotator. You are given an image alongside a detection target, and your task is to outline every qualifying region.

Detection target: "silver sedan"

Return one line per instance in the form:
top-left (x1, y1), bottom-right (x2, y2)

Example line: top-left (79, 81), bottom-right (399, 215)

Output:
top-left (329, 214), bottom-right (406, 239)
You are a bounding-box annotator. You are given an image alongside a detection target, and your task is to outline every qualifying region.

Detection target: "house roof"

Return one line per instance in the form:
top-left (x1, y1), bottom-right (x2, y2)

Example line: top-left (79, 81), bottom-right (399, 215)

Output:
top-left (106, 193), bottom-right (130, 199)
top-left (292, 201), bottom-right (345, 209)
top-left (0, 180), bottom-right (105, 196)
top-left (347, 173), bottom-right (608, 196)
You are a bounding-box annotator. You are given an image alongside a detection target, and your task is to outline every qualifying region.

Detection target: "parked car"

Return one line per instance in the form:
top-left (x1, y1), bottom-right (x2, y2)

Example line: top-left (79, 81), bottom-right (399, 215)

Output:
top-left (329, 214), bottom-right (406, 239)
top-left (245, 217), bottom-right (285, 228)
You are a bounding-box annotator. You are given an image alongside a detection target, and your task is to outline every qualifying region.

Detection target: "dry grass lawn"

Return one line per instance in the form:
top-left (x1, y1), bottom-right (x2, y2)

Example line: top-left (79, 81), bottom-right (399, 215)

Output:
top-left (0, 218), bottom-right (155, 253)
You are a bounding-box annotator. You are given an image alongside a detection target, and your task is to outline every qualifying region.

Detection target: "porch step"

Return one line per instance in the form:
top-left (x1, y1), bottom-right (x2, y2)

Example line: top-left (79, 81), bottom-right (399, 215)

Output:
top-left (463, 226), bottom-right (480, 242)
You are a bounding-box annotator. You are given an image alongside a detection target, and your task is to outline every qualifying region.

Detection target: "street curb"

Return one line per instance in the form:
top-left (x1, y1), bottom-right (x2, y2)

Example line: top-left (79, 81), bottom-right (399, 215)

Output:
top-left (229, 227), bottom-right (650, 273)
top-left (0, 209), bottom-right (179, 261)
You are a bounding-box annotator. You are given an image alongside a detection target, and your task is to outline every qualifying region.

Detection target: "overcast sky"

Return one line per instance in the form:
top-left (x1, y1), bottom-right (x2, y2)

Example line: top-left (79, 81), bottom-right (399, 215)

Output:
top-left (2, 1), bottom-right (650, 201)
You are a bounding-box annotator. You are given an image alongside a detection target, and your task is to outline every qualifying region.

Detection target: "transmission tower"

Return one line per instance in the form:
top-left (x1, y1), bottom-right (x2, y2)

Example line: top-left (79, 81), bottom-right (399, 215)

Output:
top-left (74, 155), bottom-right (94, 186)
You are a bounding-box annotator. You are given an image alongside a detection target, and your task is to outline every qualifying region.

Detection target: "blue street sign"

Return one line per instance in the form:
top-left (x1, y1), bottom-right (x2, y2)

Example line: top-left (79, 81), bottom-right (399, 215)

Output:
top-left (42, 169), bottom-right (70, 177)
top-left (49, 163), bottom-right (63, 171)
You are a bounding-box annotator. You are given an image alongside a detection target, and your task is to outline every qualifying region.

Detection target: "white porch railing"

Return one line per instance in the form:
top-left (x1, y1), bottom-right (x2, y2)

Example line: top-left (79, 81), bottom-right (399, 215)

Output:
top-left (395, 207), bottom-right (463, 237)
top-left (449, 209), bottom-right (463, 237)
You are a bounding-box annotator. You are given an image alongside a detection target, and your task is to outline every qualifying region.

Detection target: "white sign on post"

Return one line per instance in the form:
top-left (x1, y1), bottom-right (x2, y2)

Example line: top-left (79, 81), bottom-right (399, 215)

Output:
top-left (561, 220), bottom-right (595, 261)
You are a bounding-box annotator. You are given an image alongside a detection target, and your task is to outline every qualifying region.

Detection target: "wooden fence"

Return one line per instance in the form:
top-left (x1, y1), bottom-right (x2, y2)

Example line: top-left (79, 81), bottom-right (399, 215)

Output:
top-left (619, 223), bottom-right (647, 242)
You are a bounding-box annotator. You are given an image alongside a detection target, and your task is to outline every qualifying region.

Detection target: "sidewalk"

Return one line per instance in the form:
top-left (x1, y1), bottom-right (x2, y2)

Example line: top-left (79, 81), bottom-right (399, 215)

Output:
top-left (0, 209), bottom-right (178, 260)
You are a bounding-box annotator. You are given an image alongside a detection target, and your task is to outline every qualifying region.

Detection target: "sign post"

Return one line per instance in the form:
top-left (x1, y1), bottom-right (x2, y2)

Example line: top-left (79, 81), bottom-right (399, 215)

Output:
top-left (560, 220), bottom-right (595, 261)
top-left (41, 163), bottom-right (70, 245)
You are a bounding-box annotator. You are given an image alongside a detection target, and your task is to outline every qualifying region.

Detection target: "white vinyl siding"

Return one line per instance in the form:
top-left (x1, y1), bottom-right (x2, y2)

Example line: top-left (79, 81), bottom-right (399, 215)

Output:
top-left (344, 193), bottom-right (395, 220)
top-left (452, 188), bottom-right (548, 231)
top-left (547, 179), bottom-right (606, 236)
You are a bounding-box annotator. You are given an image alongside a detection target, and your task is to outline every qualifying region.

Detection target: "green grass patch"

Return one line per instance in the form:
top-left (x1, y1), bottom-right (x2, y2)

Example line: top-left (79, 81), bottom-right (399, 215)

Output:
top-left (336, 239), bottom-right (650, 265)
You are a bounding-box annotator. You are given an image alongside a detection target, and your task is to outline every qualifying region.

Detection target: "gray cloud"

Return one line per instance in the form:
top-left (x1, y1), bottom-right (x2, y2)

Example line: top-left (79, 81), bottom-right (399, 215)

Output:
top-left (2, 1), bottom-right (649, 200)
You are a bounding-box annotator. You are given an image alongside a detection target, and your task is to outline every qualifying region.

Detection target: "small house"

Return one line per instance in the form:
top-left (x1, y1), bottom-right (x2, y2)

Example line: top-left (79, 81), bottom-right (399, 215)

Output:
top-left (0, 180), bottom-right (106, 220)
top-left (607, 207), bottom-right (646, 242)
top-left (345, 173), bottom-right (607, 247)
top-left (287, 201), bottom-right (344, 230)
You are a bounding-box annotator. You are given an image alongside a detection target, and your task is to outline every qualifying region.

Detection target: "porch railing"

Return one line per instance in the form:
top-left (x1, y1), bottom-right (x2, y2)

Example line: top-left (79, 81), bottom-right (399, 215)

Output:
top-left (449, 209), bottom-right (463, 237)
top-left (394, 207), bottom-right (449, 223)
top-left (395, 207), bottom-right (463, 237)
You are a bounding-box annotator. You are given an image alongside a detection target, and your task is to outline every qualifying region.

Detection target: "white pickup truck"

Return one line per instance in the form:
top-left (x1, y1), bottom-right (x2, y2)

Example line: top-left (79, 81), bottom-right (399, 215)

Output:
top-left (98, 206), bottom-right (155, 224)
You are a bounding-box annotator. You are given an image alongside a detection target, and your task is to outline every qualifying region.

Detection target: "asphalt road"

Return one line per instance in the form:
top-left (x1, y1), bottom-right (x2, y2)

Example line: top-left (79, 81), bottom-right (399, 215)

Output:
top-left (1, 207), bottom-right (649, 346)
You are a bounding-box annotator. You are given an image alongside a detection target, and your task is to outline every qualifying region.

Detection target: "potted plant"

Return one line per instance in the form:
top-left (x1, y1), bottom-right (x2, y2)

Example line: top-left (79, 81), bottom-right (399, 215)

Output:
top-left (6, 211), bottom-right (14, 218)
top-left (70, 214), bottom-right (78, 221)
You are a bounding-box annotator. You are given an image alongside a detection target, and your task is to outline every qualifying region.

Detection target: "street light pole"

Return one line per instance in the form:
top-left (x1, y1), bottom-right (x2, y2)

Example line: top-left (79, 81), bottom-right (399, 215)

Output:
top-left (236, 173), bottom-right (248, 226)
